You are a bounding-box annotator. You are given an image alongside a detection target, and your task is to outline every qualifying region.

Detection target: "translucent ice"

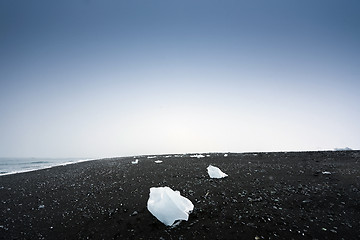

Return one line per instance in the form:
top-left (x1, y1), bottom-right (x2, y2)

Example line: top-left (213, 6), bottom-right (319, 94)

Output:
top-left (207, 165), bottom-right (228, 178)
top-left (131, 159), bottom-right (139, 164)
top-left (334, 147), bottom-right (352, 151)
top-left (147, 187), bottom-right (194, 226)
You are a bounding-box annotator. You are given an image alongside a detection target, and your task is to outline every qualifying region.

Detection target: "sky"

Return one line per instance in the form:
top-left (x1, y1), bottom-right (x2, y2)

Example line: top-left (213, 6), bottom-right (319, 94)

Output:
top-left (0, 0), bottom-right (359, 158)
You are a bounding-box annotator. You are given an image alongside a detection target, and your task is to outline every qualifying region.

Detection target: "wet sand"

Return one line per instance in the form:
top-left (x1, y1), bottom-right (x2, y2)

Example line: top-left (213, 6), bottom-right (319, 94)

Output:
top-left (1, 151), bottom-right (359, 239)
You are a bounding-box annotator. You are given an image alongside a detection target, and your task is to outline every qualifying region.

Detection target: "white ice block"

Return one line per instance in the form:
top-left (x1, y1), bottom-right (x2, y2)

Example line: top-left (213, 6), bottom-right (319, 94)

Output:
top-left (147, 187), bottom-right (194, 226)
top-left (207, 165), bottom-right (228, 179)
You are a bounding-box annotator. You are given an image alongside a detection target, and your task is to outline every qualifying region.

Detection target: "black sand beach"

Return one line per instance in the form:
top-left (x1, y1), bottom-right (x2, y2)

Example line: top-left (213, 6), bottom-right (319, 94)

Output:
top-left (1, 151), bottom-right (359, 239)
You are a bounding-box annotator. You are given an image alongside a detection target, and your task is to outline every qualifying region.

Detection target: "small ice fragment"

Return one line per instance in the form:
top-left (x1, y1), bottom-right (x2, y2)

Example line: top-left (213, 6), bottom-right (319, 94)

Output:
top-left (147, 187), bottom-right (194, 226)
top-left (322, 171), bottom-right (331, 175)
top-left (38, 205), bottom-right (45, 209)
top-left (224, 154), bottom-right (228, 157)
top-left (131, 159), bottom-right (139, 164)
top-left (147, 156), bottom-right (157, 159)
top-left (131, 211), bottom-right (138, 216)
top-left (190, 154), bottom-right (205, 158)
top-left (334, 147), bottom-right (352, 151)
top-left (155, 160), bottom-right (163, 164)
top-left (206, 155), bottom-right (210, 157)
top-left (207, 165), bottom-right (228, 179)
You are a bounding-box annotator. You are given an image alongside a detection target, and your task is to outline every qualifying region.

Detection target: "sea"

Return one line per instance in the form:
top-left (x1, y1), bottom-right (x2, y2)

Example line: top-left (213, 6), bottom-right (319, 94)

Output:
top-left (0, 157), bottom-right (95, 176)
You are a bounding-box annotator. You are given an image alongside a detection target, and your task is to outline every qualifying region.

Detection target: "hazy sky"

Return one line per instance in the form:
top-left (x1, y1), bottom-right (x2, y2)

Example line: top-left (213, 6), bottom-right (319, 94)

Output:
top-left (1, 0), bottom-right (359, 158)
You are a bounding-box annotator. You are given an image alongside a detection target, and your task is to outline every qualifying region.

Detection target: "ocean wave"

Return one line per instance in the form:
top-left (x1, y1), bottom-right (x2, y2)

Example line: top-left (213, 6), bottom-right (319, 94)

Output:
top-left (29, 161), bottom-right (50, 164)
top-left (0, 158), bottom-right (96, 176)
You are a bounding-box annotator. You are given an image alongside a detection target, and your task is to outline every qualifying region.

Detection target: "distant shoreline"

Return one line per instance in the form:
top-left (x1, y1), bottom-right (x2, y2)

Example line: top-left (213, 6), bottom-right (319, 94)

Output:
top-left (0, 149), bottom-right (356, 176)
top-left (0, 158), bottom-right (96, 176)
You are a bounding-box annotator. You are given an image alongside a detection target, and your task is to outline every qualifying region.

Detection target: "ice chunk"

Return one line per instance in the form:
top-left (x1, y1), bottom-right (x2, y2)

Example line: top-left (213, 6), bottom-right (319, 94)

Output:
top-left (147, 156), bottom-right (157, 159)
top-left (154, 160), bottom-right (163, 163)
top-left (322, 171), bottom-right (331, 175)
top-left (131, 159), bottom-right (139, 164)
top-left (224, 154), bottom-right (228, 157)
top-left (190, 154), bottom-right (205, 158)
top-left (147, 187), bottom-right (194, 226)
top-left (207, 165), bottom-right (228, 178)
top-left (334, 147), bottom-right (352, 151)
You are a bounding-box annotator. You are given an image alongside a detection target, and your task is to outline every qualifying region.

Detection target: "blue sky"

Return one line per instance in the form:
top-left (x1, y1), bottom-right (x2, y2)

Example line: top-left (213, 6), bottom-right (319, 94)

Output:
top-left (1, 0), bottom-right (359, 158)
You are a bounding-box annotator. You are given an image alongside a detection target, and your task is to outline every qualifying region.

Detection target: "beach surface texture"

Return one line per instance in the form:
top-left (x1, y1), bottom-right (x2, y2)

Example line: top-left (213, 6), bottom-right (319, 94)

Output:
top-left (1, 151), bottom-right (359, 239)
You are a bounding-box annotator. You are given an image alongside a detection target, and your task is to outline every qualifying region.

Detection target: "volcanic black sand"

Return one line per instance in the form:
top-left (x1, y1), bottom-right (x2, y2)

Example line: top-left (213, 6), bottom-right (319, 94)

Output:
top-left (1, 151), bottom-right (359, 240)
